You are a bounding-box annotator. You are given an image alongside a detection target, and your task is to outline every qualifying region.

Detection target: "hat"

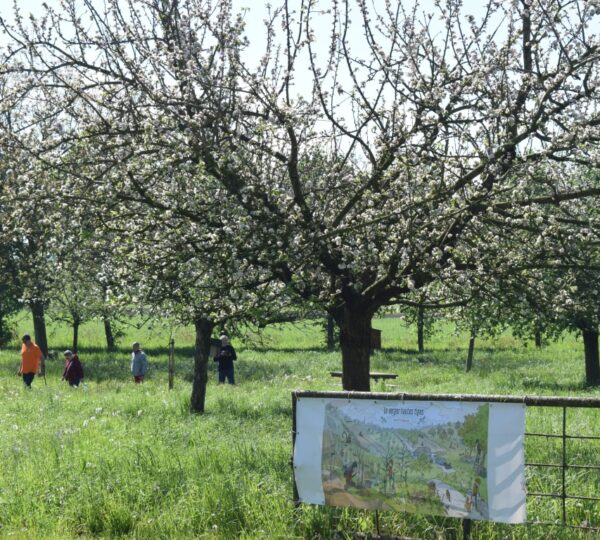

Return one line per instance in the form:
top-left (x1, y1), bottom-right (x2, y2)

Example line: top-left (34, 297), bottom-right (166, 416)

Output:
top-left (64, 350), bottom-right (73, 356)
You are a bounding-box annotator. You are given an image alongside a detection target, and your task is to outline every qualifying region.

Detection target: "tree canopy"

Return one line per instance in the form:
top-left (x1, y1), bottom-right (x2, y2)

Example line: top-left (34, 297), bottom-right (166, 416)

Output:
top-left (1, 0), bottom-right (600, 391)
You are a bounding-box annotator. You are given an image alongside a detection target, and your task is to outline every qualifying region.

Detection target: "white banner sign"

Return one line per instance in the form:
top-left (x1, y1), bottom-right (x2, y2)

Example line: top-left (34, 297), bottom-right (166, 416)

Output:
top-left (294, 397), bottom-right (526, 524)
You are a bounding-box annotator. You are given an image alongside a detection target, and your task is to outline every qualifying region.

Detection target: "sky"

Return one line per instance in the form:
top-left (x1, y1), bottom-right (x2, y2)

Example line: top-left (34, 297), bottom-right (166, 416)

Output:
top-left (1, 0), bottom-right (328, 42)
top-left (0, 0), bottom-right (494, 120)
top-left (0, 0), bottom-right (379, 102)
top-left (0, 0), bottom-right (461, 55)
top-left (0, 0), bottom-right (337, 81)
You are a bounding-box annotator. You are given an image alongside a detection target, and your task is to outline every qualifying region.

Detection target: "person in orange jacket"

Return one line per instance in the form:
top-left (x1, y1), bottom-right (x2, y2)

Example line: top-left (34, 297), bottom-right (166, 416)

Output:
top-left (19, 334), bottom-right (43, 388)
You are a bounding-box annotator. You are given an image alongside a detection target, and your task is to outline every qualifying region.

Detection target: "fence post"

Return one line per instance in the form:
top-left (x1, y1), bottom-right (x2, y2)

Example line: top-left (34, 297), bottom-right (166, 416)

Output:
top-left (463, 518), bottom-right (472, 540)
top-left (561, 407), bottom-right (567, 524)
top-left (292, 392), bottom-right (300, 507)
top-left (168, 338), bottom-right (175, 390)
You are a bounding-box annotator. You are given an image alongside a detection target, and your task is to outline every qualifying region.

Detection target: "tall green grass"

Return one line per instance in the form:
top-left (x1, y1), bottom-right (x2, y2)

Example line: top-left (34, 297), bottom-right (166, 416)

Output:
top-left (1, 314), bottom-right (599, 538)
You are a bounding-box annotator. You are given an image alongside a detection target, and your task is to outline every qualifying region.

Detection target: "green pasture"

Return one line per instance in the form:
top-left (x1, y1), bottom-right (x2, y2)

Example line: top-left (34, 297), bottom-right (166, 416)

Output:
top-left (1, 315), bottom-right (600, 538)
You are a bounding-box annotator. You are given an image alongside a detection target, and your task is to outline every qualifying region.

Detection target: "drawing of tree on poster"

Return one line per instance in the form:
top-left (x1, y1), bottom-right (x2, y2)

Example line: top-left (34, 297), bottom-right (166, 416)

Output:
top-left (321, 401), bottom-right (490, 519)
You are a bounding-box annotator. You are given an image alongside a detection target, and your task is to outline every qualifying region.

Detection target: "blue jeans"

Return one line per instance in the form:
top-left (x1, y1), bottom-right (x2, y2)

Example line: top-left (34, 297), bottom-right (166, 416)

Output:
top-left (22, 372), bottom-right (35, 388)
top-left (218, 368), bottom-right (235, 385)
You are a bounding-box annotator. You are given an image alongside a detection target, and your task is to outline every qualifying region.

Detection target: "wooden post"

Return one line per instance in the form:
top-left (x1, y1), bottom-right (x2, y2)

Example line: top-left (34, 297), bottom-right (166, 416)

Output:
top-left (561, 407), bottom-right (567, 524)
top-left (326, 315), bottom-right (335, 351)
top-left (417, 303), bottom-right (425, 353)
top-left (463, 518), bottom-right (472, 539)
top-left (465, 333), bottom-right (476, 372)
top-left (168, 338), bottom-right (175, 390)
top-left (292, 392), bottom-right (300, 507)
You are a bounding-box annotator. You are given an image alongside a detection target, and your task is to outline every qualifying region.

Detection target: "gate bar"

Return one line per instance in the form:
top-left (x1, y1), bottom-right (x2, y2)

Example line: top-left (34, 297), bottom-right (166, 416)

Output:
top-left (293, 391), bottom-right (600, 408)
top-left (527, 432), bottom-right (600, 440)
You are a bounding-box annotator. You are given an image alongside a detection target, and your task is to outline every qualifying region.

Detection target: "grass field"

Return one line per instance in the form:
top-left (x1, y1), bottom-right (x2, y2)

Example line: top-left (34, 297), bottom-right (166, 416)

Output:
top-left (1, 314), bottom-right (600, 539)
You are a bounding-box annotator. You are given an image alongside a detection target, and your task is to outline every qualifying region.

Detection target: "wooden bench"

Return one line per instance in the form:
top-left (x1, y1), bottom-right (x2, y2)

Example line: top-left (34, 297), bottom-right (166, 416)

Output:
top-left (329, 371), bottom-right (397, 382)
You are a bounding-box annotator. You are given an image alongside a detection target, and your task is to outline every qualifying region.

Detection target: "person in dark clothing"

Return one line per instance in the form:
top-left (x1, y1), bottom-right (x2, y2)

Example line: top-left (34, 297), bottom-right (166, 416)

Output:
top-left (214, 335), bottom-right (237, 384)
top-left (343, 461), bottom-right (358, 489)
top-left (62, 350), bottom-right (84, 387)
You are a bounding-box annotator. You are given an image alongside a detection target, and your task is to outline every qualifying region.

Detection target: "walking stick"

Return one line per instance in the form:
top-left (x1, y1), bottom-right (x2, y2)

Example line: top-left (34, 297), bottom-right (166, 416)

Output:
top-left (168, 338), bottom-right (175, 390)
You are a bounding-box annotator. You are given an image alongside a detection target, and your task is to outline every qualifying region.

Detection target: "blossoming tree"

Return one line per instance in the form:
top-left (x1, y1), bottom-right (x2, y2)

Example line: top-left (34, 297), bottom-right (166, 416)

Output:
top-left (2, 0), bottom-right (600, 390)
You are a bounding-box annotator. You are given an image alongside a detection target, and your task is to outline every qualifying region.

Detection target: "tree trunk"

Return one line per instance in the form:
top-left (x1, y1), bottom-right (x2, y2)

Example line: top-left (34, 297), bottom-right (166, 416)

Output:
top-left (334, 303), bottom-right (372, 391)
top-left (104, 317), bottom-right (116, 350)
top-left (190, 317), bottom-right (214, 413)
top-left (465, 333), bottom-right (476, 373)
top-left (326, 315), bottom-right (335, 351)
top-left (534, 329), bottom-right (542, 348)
top-left (31, 301), bottom-right (48, 357)
top-left (582, 327), bottom-right (600, 387)
top-left (0, 315), bottom-right (10, 347)
top-left (417, 304), bottom-right (425, 353)
top-left (72, 318), bottom-right (80, 352)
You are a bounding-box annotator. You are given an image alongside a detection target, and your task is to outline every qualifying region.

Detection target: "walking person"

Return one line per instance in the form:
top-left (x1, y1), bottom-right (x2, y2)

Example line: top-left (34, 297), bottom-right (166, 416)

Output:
top-left (131, 342), bottom-right (148, 383)
top-left (62, 350), bottom-right (84, 387)
top-left (18, 334), bottom-right (43, 389)
top-left (471, 477), bottom-right (481, 511)
top-left (214, 335), bottom-right (237, 384)
top-left (343, 461), bottom-right (358, 489)
top-left (386, 458), bottom-right (396, 493)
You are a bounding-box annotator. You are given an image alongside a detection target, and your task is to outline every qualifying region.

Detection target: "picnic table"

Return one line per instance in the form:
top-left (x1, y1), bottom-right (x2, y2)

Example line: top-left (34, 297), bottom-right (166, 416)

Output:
top-left (329, 371), bottom-right (397, 382)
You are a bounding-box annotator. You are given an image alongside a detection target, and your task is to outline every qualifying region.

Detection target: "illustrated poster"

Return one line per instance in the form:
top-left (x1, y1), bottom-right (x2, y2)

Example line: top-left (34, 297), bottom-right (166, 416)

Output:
top-left (294, 397), bottom-right (526, 523)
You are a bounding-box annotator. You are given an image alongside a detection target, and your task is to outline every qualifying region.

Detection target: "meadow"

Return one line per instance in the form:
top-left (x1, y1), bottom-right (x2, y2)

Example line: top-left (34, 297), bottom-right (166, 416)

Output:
top-left (1, 314), bottom-right (600, 539)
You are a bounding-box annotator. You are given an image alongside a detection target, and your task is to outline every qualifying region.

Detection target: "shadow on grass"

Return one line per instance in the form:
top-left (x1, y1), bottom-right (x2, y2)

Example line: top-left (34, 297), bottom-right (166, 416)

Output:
top-left (239, 345), bottom-right (523, 355)
top-left (45, 345), bottom-right (197, 357)
top-left (1, 343), bottom-right (587, 392)
top-left (20, 353), bottom-right (311, 385)
top-left (521, 378), bottom-right (591, 393)
top-left (209, 396), bottom-right (292, 421)
top-left (373, 351), bottom-right (469, 369)
top-left (236, 358), bottom-right (323, 382)
top-left (379, 345), bottom-right (541, 355)
top-left (240, 346), bottom-right (330, 354)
